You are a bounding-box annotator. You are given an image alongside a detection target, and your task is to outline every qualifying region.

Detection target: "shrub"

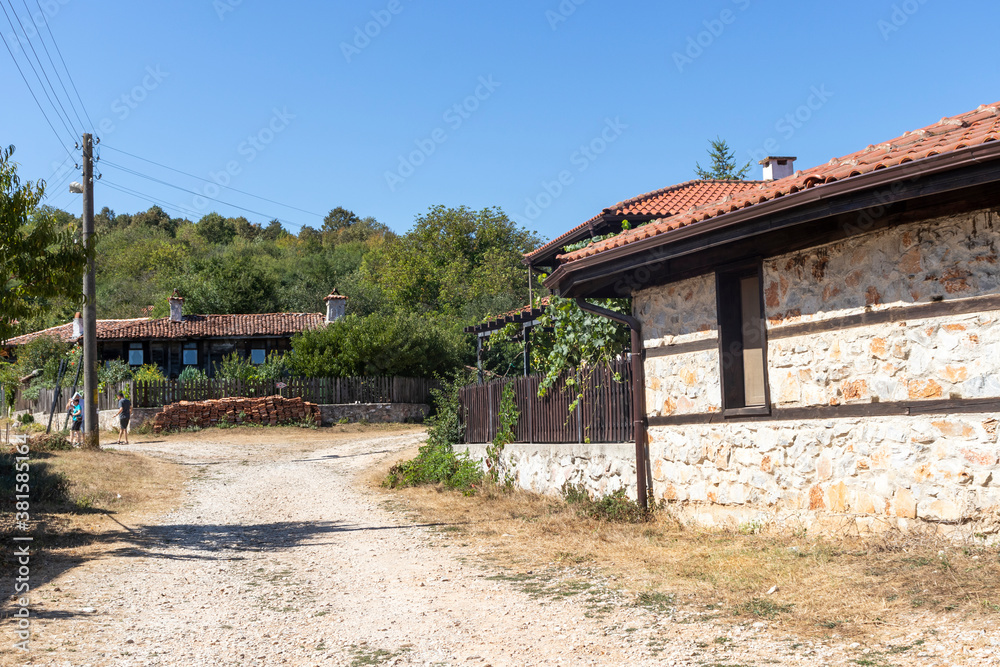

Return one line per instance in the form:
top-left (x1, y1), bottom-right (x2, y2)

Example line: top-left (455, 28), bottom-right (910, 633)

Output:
top-left (288, 312), bottom-right (465, 379)
top-left (177, 366), bottom-right (208, 383)
top-left (99, 359), bottom-right (133, 386)
top-left (132, 364), bottom-right (165, 383)
top-left (561, 483), bottom-right (652, 523)
top-left (383, 373), bottom-right (482, 494)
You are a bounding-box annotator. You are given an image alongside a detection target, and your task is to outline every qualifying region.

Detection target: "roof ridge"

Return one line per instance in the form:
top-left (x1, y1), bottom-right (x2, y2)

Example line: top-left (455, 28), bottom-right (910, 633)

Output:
top-left (556, 99), bottom-right (1000, 264)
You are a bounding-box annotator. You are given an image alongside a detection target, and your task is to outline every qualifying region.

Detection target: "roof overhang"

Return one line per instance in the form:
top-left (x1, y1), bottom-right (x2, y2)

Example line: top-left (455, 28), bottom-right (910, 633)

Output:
top-left (545, 142), bottom-right (1000, 298)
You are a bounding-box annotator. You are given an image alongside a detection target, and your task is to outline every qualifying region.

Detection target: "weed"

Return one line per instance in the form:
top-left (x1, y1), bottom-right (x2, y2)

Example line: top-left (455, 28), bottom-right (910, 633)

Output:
top-left (561, 483), bottom-right (652, 523)
top-left (349, 645), bottom-right (410, 666)
top-left (734, 598), bottom-right (793, 619)
top-left (635, 591), bottom-right (674, 612)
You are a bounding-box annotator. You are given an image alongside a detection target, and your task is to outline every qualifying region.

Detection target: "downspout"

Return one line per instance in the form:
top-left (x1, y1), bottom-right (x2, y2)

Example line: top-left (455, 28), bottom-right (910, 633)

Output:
top-left (574, 298), bottom-right (649, 510)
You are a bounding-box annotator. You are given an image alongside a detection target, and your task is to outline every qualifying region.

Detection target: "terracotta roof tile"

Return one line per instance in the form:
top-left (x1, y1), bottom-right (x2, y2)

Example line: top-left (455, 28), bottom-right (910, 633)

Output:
top-left (5, 313), bottom-right (325, 346)
top-left (526, 180), bottom-right (762, 261)
top-left (558, 102), bottom-right (1000, 263)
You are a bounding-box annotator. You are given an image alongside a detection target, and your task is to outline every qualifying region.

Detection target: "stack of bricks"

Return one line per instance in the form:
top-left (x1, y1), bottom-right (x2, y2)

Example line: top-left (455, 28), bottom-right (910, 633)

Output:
top-left (152, 395), bottom-right (320, 433)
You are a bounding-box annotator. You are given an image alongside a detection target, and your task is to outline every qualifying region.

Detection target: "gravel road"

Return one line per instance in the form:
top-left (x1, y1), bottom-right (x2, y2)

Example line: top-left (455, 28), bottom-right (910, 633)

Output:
top-left (6, 429), bottom-right (998, 666)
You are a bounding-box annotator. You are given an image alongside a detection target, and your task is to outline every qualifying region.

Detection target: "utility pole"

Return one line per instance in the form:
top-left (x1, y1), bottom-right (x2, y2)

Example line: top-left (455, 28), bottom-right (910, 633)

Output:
top-left (81, 133), bottom-right (99, 449)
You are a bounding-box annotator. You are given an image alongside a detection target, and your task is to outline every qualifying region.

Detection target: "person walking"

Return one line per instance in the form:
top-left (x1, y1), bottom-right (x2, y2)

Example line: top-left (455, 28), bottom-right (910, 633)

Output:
top-left (113, 390), bottom-right (131, 445)
top-left (67, 394), bottom-right (83, 447)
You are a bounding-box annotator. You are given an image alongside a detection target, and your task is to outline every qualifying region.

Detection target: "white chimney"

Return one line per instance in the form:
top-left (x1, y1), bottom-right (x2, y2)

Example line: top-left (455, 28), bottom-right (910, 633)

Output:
top-left (168, 293), bottom-right (184, 323)
top-left (759, 156), bottom-right (797, 181)
top-left (72, 312), bottom-right (83, 338)
top-left (324, 289), bottom-right (348, 324)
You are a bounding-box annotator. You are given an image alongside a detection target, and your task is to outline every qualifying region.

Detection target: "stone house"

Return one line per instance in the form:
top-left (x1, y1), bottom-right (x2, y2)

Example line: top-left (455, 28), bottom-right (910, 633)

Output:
top-left (4, 291), bottom-right (348, 378)
top-left (529, 101), bottom-right (1000, 533)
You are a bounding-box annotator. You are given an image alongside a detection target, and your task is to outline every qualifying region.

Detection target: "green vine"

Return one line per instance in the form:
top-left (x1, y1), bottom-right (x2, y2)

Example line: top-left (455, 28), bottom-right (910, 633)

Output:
top-left (485, 382), bottom-right (518, 488)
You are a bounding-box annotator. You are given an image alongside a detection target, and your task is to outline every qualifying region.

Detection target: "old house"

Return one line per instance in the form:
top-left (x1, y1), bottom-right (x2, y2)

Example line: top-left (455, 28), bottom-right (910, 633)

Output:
top-left (4, 291), bottom-right (348, 378)
top-left (527, 101), bottom-right (1000, 532)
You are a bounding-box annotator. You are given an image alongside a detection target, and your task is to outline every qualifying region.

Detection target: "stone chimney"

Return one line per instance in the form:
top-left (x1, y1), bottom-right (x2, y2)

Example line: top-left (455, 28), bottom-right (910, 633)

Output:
top-left (72, 312), bottom-right (83, 339)
top-left (324, 289), bottom-right (348, 324)
top-left (759, 156), bottom-right (797, 181)
top-left (168, 291), bottom-right (184, 323)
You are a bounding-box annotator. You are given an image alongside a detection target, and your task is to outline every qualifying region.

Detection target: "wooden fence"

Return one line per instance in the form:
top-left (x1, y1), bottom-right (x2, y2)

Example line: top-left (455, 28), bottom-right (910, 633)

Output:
top-left (4, 376), bottom-right (436, 414)
top-left (459, 359), bottom-right (633, 444)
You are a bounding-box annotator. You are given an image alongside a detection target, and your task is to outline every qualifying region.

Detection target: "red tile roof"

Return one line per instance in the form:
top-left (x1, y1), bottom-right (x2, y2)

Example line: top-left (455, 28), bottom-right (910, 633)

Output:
top-left (526, 180), bottom-right (762, 262)
top-left (465, 296), bottom-right (552, 334)
top-left (4, 313), bottom-right (325, 346)
top-left (558, 102), bottom-right (1000, 263)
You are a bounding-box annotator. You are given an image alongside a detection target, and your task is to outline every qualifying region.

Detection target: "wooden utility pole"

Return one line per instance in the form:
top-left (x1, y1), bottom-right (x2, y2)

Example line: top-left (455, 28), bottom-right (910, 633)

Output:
top-left (81, 133), bottom-right (99, 449)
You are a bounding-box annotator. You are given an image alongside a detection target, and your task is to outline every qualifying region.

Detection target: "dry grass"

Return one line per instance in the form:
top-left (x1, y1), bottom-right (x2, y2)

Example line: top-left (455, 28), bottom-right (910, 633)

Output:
top-left (375, 458), bottom-right (1000, 639)
top-left (0, 444), bottom-right (190, 574)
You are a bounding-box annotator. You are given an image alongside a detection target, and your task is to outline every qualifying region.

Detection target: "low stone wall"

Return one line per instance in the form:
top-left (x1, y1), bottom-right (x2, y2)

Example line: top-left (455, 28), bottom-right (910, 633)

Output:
top-left (456, 442), bottom-right (637, 500)
top-left (319, 403), bottom-right (429, 425)
top-left (13, 408), bottom-right (160, 433)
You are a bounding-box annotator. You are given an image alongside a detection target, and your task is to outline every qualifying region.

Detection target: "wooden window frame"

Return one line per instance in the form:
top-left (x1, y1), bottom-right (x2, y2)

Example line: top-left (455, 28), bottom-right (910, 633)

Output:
top-left (715, 259), bottom-right (772, 417)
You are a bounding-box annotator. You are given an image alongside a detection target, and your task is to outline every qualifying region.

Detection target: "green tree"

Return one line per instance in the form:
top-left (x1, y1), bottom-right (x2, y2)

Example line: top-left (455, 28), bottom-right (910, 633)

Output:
top-left (0, 145), bottom-right (88, 344)
top-left (695, 137), bottom-right (751, 180)
top-left (322, 206), bottom-right (360, 233)
top-left (363, 205), bottom-right (541, 316)
top-left (288, 312), bottom-right (465, 378)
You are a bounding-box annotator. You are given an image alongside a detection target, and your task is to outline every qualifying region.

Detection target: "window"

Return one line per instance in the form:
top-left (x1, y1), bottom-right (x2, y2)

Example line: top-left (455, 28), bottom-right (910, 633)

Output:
top-left (182, 342), bottom-right (198, 366)
top-left (716, 262), bottom-right (770, 414)
top-left (128, 343), bottom-right (144, 366)
top-left (250, 348), bottom-right (266, 365)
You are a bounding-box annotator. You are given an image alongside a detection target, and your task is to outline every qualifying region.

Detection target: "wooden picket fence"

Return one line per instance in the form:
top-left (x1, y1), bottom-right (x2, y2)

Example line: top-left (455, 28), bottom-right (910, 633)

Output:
top-left (4, 376), bottom-right (437, 414)
top-left (459, 359), bottom-right (633, 444)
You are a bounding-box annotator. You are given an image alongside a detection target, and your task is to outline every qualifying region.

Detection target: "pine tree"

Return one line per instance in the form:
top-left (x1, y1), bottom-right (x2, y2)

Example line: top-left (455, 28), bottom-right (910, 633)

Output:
top-left (694, 137), bottom-right (751, 180)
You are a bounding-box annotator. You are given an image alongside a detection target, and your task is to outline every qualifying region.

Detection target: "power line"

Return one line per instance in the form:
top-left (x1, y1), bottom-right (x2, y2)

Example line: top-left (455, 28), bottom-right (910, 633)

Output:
top-left (0, 15), bottom-right (76, 162)
top-left (102, 179), bottom-right (206, 220)
top-left (101, 144), bottom-right (324, 219)
top-left (34, 0), bottom-right (93, 130)
top-left (23, 0), bottom-right (87, 132)
top-left (0, 0), bottom-right (79, 140)
top-left (100, 159), bottom-right (306, 229)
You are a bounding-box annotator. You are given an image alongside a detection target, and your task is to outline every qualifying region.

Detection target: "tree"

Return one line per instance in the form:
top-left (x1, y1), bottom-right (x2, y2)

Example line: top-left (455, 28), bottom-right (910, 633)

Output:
top-left (363, 205), bottom-right (541, 316)
top-left (322, 206), bottom-right (360, 233)
top-left (0, 145), bottom-right (88, 343)
top-left (695, 137), bottom-right (751, 180)
top-left (287, 312), bottom-right (466, 378)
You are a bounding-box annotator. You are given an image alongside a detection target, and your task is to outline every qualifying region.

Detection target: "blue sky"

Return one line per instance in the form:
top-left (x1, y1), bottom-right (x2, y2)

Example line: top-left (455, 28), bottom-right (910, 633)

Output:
top-left (2, 0), bottom-right (998, 243)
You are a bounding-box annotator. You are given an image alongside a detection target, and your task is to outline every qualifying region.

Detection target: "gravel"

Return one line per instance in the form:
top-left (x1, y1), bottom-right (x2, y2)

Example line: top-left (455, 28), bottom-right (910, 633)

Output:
top-left (9, 430), bottom-right (998, 666)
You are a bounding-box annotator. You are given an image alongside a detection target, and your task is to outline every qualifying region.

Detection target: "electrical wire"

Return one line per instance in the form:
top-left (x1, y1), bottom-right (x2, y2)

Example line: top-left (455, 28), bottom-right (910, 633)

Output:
top-left (0, 28), bottom-right (76, 162)
top-left (0, 0), bottom-right (79, 140)
top-left (100, 159), bottom-right (305, 229)
top-left (102, 179), bottom-right (206, 220)
top-left (33, 0), bottom-right (93, 131)
top-left (22, 0), bottom-right (85, 133)
top-left (101, 144), bottom-right (324, 219)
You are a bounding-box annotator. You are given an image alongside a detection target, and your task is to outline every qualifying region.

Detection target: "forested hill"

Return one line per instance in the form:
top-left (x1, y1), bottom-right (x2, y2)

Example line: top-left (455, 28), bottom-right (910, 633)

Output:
top-left (22, 203), bottom-right (544, 336)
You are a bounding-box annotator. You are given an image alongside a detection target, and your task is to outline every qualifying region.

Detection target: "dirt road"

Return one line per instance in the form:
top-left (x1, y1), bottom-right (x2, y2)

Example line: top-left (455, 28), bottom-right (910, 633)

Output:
top-left (6, 429), bottom-right (996, 666)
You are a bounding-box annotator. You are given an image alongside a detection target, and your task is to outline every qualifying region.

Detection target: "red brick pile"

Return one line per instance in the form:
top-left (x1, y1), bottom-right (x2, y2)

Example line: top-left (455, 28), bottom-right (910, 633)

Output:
top-left (152, 395), bottom-right (320, 433)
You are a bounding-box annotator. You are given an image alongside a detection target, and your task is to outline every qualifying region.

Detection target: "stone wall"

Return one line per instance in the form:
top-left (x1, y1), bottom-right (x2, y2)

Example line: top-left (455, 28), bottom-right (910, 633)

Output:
top-left (318, 403), bottom-right (428, 425)
top-left (637, 206), bottom-right (1000, 536)
top-left (457, 443), bottom-right (637, 500)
